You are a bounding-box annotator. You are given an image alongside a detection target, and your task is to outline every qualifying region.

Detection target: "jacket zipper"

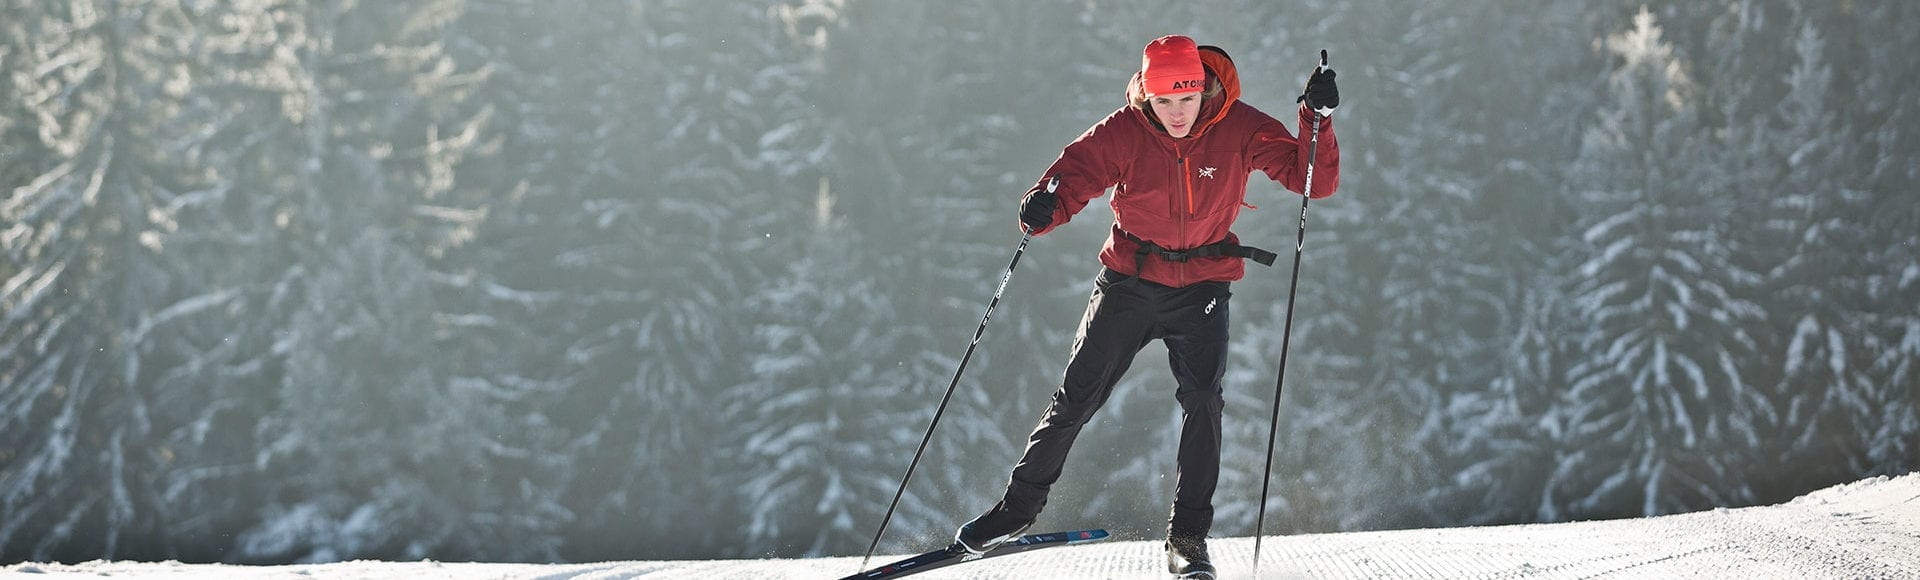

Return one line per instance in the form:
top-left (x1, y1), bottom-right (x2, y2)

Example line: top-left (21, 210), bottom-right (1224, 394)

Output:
top-left (1176, 146), bottom-right (1193, 286)
top-left (1181, 157), bottom-right (1195, 216)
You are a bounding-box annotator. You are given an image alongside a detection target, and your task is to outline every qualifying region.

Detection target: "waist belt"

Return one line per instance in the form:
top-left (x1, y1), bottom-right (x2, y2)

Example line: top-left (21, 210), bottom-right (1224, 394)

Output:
top-left (1122, 230), bottom-right (1277, 274)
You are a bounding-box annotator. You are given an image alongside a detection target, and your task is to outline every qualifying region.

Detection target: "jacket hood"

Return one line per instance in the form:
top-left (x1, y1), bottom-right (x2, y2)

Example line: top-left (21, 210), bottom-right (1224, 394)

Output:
top-left (1128, 44), bottom-right (1241, 138)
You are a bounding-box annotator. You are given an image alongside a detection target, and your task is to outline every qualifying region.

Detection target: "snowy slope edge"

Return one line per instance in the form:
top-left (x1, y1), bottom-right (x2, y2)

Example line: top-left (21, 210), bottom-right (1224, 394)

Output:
top-left (6, 472), bottom-right (1917, 579)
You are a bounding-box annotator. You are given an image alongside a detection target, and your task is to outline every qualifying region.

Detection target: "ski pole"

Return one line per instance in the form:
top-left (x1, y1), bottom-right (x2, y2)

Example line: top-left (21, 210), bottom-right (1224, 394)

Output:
top-left (1253, 50), bottom-right (1328, 578)
top-left (856, 177), bottom-right (1057, 573)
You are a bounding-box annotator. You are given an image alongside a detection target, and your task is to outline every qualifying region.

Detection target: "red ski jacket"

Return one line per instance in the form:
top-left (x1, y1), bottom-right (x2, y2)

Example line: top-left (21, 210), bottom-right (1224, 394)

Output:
top-left (1024, 47), bottom-right (1340, 288)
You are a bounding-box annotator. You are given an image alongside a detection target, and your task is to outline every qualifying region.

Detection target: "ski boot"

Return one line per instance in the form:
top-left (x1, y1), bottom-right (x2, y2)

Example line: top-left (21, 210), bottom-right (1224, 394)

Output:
top-left (1167, 534), bottom-right (1216, 579)
top-left (953, 502), bottom-right (1034, 555)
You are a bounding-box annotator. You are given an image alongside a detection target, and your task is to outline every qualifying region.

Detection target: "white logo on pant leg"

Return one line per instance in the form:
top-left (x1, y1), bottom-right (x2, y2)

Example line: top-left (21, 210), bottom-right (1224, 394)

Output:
top-left (1205, 298), bottom-right (1216, 315)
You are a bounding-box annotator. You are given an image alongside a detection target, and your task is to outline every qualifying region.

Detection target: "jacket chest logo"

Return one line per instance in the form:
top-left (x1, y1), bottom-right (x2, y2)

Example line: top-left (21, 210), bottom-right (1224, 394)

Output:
top-left (1197, 166), bottom-right (1217, 179)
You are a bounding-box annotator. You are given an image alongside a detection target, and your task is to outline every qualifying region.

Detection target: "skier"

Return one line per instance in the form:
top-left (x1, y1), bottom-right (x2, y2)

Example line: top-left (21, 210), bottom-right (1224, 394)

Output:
top-left (953, 35), bottom-right (1340, 578)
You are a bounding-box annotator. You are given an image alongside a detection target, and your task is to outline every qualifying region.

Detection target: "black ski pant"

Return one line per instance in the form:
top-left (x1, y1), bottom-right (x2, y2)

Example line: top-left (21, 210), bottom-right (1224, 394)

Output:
top-left (997, 267), bottom-right (1231, 539)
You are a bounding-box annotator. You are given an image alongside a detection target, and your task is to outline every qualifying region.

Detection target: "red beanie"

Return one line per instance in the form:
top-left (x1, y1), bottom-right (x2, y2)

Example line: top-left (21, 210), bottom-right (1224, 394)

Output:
top-left (1140, 35), bottom-right (1205, 97)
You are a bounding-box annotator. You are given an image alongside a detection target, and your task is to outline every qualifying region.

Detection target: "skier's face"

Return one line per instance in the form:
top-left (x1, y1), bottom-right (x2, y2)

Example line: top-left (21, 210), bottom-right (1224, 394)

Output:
top-left (1150, 91), bottom-right (1203, 138)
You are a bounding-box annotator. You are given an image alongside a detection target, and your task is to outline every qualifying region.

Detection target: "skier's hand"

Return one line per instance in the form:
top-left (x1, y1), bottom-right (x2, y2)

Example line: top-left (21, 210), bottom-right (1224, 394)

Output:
top-left (1298, 64), bottom-right (1337, 117)
top-left (1019, 188), bottom-right (1057, 233)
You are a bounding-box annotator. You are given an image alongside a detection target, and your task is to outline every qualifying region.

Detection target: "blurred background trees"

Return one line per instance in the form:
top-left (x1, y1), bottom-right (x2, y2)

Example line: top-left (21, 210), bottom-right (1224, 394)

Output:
top-left (3, 0), bottom-right (1915, 564)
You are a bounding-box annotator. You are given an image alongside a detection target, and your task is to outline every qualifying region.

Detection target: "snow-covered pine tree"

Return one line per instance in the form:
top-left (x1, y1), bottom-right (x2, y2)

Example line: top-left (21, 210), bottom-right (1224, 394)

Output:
top-left (455, 1), bottom-right (840, 558)
top-left (1, 0), bottom-right (178, 561)
top-left (1718, 12), bottom-right (1878, 501)
top-left (3, 0), bottom-right (550, 563)
top-left (439, 1), bottom-right (698, 559)
top-left (801, 0), bottom-right (1101, 540)
top-left (721, 178), bottom-right (951, 558)
top-left (1435, 0), bottom-right (1604, 529)
top-left (214, 0), bottom-right (558, 563)
top-left (1842, 0), bottom-right (1920, 479)
top-left (1547, 7), bottom-right (1767, 520)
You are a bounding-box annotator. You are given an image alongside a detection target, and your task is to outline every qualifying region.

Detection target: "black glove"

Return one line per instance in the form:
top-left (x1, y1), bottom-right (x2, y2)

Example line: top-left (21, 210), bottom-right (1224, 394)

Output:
top-left (1019, 188), bottom-right (1057, 232)
top-left (1298, 66), bottom-right (1338, 116)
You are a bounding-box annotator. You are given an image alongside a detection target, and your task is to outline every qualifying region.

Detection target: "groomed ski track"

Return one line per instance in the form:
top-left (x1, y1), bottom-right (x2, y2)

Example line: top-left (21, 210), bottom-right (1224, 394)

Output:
top-left (9, 473), bottom-right (1917, 579)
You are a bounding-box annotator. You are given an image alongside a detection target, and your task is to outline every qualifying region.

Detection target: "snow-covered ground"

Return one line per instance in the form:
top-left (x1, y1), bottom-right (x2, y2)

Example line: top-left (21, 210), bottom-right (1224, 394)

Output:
top-left (8, 472), bottom-right (1917, 579)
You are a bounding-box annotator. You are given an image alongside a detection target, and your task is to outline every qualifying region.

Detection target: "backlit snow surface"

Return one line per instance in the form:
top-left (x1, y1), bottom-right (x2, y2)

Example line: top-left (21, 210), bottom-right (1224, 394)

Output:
top-left (9, 473), bottom-right (1916, 579)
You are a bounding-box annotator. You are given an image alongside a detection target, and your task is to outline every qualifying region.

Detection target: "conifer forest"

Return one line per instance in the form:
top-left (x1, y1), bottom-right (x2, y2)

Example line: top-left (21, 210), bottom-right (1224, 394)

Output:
top-left (3, 0), bottom-right (1916, 565)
